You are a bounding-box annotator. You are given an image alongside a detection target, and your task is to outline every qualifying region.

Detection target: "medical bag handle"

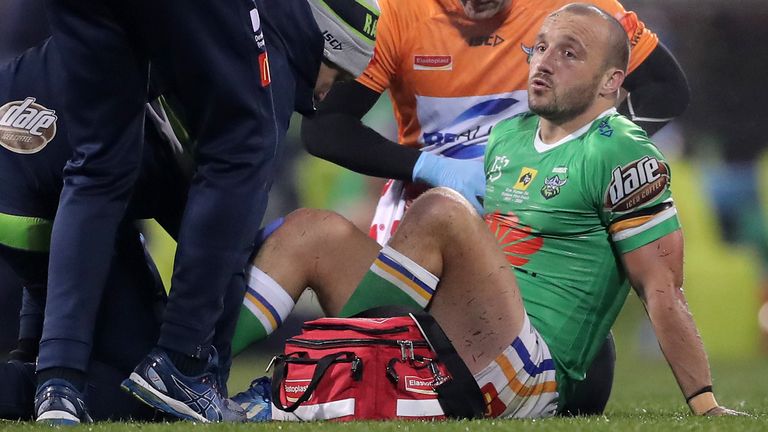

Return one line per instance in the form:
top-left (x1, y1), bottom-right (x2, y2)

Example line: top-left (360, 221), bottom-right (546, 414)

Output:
top-left (271, 351), bottom-right (358, 412)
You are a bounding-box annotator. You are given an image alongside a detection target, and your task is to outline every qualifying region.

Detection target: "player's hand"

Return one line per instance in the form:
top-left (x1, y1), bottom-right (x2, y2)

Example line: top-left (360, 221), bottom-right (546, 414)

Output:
top-left (412, 152), bottom-right (485, 213)
top-left (703, 406), bottom-right (751, 417)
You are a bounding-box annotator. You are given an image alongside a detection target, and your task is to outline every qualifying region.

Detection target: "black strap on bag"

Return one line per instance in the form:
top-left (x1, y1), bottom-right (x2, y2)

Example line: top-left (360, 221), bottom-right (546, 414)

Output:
top-left (409, 311), bottom-right (486, 419)
top-left (271, 351), bottom-right (357, 412)
top-left (353, 306), bottom-right (486, 419)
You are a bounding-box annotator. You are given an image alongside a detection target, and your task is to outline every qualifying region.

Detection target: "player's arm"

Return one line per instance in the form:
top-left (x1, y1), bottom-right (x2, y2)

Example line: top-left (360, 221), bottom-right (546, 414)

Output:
top-left (621, 231), bottom-right (745, 416)
top-left (618, 42), bottom-right (690, 135)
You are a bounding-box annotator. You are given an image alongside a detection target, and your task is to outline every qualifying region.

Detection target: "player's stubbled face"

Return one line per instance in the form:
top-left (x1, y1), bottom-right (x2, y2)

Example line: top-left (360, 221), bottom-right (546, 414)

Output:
top-left (459, 0), bottom-right (511, 19)
top-left (527, 12), bottom-right (607, 122)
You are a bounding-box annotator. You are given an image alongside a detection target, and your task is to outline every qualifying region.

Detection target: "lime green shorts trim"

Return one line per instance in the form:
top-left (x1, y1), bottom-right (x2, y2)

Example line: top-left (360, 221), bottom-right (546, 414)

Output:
top-left (0, 212), bottom-right (53, 252)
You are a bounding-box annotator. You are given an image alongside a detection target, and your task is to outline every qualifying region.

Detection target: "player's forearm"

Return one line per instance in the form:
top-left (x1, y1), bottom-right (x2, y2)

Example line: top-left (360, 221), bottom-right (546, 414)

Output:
top-left (625, 233), bottom-right (730, 415)
top-left (645, 291), bottom-right (713, 401)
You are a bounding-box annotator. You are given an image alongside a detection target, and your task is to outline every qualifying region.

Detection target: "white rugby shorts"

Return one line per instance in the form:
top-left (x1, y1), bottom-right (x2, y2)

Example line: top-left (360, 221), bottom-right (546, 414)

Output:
top-left (473, 315), bottom-right (559, 418)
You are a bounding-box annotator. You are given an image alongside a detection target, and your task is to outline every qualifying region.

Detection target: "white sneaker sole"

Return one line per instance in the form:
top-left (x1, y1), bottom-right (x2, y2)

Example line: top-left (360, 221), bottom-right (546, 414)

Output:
top-left (36, 409), bottom-right (80, 425)
top-left (122, 372), bottom-right (210, 423)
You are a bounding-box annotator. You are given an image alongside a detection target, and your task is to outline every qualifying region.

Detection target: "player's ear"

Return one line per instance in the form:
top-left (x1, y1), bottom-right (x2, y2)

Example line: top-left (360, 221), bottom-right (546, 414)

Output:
top-left (600, 68), bottom-right (625, 97)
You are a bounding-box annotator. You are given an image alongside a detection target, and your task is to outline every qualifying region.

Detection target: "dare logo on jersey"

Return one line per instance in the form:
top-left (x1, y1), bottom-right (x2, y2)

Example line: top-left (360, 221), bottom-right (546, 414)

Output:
top-left (0, 97), bottom-right (57, 154)
top-left (605, 156), bottom-right (669, 212)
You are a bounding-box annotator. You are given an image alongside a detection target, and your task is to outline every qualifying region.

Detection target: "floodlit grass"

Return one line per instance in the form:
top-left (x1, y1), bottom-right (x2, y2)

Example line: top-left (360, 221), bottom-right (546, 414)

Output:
top-left (3, 357), bottom-right (765, 431)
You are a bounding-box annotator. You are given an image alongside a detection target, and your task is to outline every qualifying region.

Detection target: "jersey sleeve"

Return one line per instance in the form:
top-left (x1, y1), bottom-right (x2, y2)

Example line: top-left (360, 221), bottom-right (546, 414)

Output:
top-left (356, 0), bottom-right (400, 93)
top-left (588, 117), bottom-right (680, 254)
top-left (589, 0), bottom-right (659, 73)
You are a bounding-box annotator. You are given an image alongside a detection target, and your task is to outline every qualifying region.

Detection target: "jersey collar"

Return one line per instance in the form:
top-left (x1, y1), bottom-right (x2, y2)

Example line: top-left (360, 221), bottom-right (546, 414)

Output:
top-left (533, 108), bottom-right (618, 153)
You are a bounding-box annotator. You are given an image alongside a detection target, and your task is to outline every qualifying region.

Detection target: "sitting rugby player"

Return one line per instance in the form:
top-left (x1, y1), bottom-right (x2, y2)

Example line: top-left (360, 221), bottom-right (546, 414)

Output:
top-left (229, 4), bottom-right (744, 418)
top-left (304, 0), bottom-right (691, 414)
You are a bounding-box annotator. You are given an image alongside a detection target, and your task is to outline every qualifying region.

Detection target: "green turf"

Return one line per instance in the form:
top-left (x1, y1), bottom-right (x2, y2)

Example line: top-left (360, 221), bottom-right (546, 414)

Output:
top-left (3, 357), bottom-right (765, 431)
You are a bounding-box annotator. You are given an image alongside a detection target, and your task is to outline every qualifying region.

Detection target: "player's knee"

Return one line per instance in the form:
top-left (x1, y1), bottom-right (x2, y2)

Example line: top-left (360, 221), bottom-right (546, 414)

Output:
top-left (407, 187), bottom-right (477, 233)
top-left (278, 208), bottom-right (356, 249)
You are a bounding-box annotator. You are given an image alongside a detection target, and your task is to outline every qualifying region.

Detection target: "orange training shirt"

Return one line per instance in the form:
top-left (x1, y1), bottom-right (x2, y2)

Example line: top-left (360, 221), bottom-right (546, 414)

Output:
top-left (357, 0), bottom-right (658, 159)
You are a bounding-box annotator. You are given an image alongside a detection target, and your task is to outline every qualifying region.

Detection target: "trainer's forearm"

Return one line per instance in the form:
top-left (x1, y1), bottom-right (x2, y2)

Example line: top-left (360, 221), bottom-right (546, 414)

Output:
top-left (645, 289), bottom-right (712, 399)
top-left (301, 113), bottom-right (420, 180)
top-left (301, 80), bottom-right (420, 180)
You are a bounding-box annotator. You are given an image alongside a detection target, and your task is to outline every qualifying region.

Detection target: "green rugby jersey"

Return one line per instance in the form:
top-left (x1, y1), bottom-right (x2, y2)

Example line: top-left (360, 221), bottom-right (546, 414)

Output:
top-left (483, 109), bottom-right (681, 407)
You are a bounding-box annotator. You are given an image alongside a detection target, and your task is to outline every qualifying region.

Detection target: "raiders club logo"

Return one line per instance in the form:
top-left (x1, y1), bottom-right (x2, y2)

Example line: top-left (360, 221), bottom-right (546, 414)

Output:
top-left (0, 98), bottom-right (57, 154)
top-left (605, 156), bottom-right (669, 212)
top-left (540, 175), bottom-right (567, 199)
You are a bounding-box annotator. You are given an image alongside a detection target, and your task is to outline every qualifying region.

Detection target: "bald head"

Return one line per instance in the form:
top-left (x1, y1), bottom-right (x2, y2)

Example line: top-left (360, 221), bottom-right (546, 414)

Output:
top-left (549, 3), bottom-right (630, 73)
top-left (527, 3), bottom-right (630, 125)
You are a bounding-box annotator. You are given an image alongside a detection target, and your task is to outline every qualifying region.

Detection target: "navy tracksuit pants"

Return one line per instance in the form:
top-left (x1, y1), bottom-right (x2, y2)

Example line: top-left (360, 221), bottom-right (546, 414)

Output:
top-left (40, 0), bottom-right (278, 372)
top-left (0, 224), bottom-right (164, 421)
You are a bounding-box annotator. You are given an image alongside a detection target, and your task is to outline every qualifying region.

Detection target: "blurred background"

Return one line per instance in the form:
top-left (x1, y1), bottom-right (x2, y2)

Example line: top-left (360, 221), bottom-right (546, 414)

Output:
top-left (1, 0), bottom-right (766, 403)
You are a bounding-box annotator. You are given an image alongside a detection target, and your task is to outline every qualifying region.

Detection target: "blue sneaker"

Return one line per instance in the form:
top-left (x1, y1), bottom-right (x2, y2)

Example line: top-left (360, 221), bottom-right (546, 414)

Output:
top-left (120, 348), bottom-right (246, 423)
top-left (34, 379), bottom-right (93, 425)
top-left (231, 377), bottom-right (272, 422)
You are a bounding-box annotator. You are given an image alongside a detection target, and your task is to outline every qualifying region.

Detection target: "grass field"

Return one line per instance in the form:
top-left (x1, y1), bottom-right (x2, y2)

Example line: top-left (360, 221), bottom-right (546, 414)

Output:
top-left (2, 356), bottom-right (766, 431)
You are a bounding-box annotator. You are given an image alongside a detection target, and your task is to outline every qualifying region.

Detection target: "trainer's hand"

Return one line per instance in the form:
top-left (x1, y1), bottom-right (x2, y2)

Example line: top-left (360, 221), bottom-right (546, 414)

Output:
top-left (412, 152), bottom-right (485, 213)
top-left (703, 406), bottom-right (750, 417)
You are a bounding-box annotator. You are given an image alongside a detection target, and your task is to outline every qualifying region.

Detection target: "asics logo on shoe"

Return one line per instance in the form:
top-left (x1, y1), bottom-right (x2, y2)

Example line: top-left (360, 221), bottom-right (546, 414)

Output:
top-left (172, 375), bottom-right (223, 421)
top-left (0, 97), bottom-right (57, 154)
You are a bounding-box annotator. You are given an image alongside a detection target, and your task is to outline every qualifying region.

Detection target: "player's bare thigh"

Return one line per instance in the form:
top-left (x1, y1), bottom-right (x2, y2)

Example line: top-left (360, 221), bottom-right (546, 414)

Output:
top-left (389, 188), bottom-right (527, 374)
